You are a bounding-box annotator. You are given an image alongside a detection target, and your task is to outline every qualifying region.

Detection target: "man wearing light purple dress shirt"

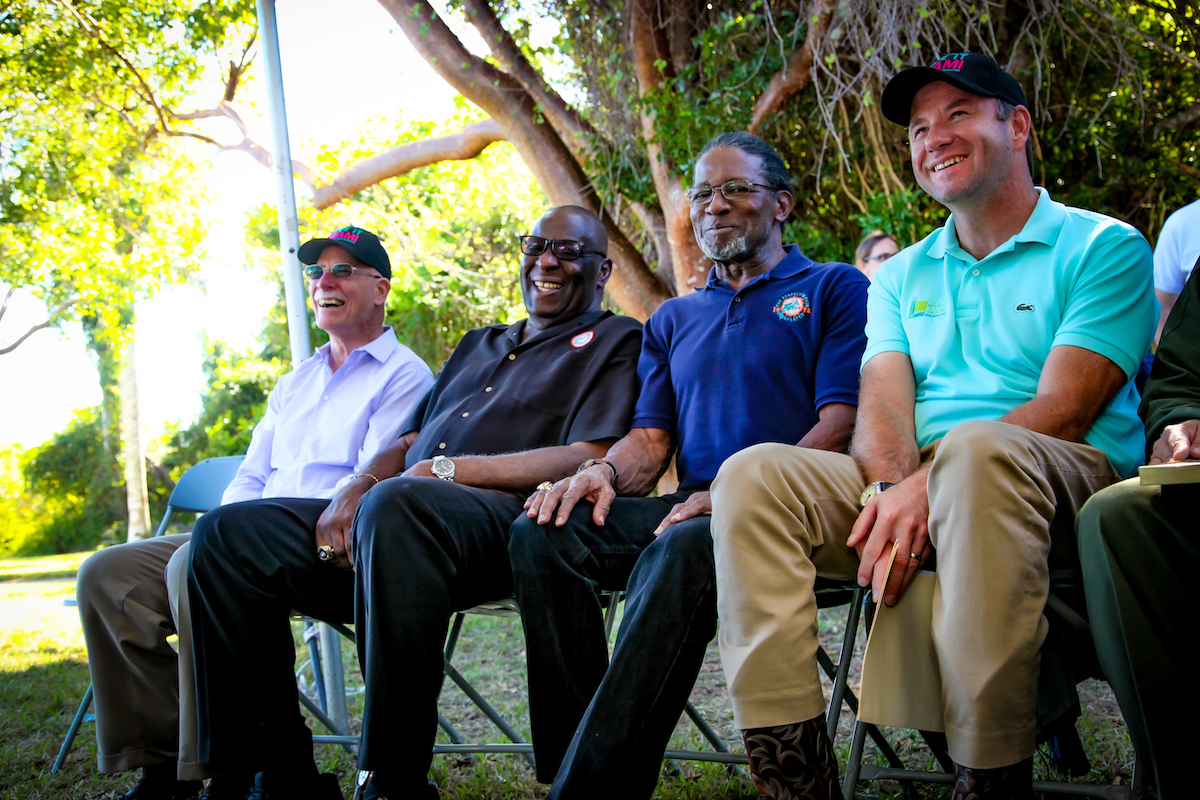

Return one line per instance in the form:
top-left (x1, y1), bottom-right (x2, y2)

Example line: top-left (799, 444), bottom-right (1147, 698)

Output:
top-left (76, 226), bottom-right (433, 800)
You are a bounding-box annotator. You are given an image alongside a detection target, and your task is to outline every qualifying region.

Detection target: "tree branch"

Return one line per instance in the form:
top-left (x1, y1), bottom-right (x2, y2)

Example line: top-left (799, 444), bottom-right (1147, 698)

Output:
top-left (0, 296), bottom-right (81, 356)
top-left (1152, 100), bottom-right (1200, 137)
top-left (629, 0), bottom-right (708, 293)
top-left (748, 0), bottom-right (839, 134)
top-left (461, 0), bottom-right (603, 165)
top-left (1073, 0), bottom-right (1200, 71)
top-left (312, 119), bottom-right (506, 209)
top-left (377, 0), bottom-right (670, 319)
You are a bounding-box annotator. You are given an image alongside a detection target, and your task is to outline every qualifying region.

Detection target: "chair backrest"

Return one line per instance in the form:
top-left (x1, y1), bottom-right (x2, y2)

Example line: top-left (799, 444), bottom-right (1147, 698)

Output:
top-left (167, 455), bottom-right (245, 513)
top-left (152, 455), bottom-right (246, 537)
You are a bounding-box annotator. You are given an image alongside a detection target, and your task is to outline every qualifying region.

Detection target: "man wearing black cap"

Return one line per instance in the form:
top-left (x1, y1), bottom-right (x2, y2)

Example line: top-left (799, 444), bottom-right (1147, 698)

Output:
top-left (76, 224), bottom-right (434, 800)
top-left (187, 205), bottom-right (644, 800)
top-left (710, 52), bottom-right (1155, 798)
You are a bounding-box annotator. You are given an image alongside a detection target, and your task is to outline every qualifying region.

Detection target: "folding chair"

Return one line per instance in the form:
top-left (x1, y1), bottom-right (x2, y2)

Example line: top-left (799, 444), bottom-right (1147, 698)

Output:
top-left (842, 569), bottom-right (1148, 800)
top-left (52, 455), bottom-right (246, 773)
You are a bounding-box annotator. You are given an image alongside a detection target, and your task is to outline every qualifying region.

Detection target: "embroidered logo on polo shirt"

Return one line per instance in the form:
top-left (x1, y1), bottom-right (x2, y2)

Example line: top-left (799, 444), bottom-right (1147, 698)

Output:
top-left (1016, 303), bottom-right (1034, 312)
top-left (908, 300), bottom-right (948, 318)
top-left (571, 330), bottom-right (595, 348)
top-left (772, 292), bottom-right (811, 321)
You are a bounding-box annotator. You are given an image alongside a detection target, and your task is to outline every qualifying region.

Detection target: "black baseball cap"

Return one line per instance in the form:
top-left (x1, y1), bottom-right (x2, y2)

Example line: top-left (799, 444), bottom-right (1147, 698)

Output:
top-left (881, 51), bottom-right (1026, 126)
top-left (297, 225), bottom-right (392, 278)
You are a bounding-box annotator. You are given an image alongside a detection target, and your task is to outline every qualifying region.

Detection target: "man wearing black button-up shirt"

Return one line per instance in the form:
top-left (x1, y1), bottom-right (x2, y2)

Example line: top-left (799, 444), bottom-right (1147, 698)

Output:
top-left (187, 205), bottom-right (642, 800)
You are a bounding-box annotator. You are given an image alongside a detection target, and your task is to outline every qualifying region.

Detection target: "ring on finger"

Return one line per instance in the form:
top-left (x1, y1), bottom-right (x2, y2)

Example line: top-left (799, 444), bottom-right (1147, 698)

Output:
top-left (910, 552), bottom-right (922, 562)
top-left (317, 545), bottom-right (334, 562)
top-left (537, 481), bottom-right (554, 493)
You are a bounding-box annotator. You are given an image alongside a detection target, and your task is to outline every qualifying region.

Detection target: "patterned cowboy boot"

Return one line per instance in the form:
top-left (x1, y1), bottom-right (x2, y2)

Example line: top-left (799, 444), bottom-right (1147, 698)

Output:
top-left (952, 756), bottom-right (1034, 800)
top-left (742, 715), bottom-right (841, 800)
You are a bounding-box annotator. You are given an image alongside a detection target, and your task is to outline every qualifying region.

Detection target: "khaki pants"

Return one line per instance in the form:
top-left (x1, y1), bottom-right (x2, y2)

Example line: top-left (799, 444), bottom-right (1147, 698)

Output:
top-left (76, 534), bottom-right (206, 780)
top-left (711, 421), bottom-right (1120, 768)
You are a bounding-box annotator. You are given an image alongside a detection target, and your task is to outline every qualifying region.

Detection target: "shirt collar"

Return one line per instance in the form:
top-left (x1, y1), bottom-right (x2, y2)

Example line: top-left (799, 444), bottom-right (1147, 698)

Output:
top-left (505, 308), bottom-right (609, 347)
top-left (701, 244), bottom-right (813, 291)
top-left (929, 187), bottom-right (1063, 263)
top-left (315, 326), bottom-right (399, 366)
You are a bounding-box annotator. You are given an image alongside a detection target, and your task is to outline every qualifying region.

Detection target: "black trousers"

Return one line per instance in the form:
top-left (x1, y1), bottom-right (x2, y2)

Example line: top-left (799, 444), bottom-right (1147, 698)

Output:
top-left (353, 478), bottom-right (525, 792)
top-left (509, 491), bottom-right (719, 798)
top-left (188, 497), bottom-right (351, 780)
top-left (188, 480), bottom-right (525, 794)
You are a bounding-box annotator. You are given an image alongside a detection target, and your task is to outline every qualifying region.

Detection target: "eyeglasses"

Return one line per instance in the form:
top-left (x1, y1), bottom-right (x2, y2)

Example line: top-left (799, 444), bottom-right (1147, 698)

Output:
top-left (687, 179), bottom-right (777, 207)
top-left (518, 236), bottom-right (606, 261)
top-left (862, 251), bottom-right (898, 264)
top-left (302, 263), bottom-right (380, 281)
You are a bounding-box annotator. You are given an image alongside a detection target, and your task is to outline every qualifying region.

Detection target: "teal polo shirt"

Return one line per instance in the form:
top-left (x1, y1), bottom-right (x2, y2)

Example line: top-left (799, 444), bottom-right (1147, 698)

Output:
top-left (863, 188), bottom-right (1155, 477)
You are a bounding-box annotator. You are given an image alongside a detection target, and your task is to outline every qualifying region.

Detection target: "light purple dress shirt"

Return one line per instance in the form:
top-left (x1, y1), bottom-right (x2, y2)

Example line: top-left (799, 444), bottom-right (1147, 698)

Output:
top-left (221, 327), bottom-right (434, 504)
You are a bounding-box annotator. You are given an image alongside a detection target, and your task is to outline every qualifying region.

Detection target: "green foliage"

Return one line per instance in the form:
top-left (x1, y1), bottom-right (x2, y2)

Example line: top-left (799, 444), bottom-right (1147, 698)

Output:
top-left (12, 408), bottom-right (125, 555)
top-left (0, 0), bottom-right (255, 350)
top-left (249, 103), bottom-right (540, 368)
top-left (156, 340), bottom-right (285, 496)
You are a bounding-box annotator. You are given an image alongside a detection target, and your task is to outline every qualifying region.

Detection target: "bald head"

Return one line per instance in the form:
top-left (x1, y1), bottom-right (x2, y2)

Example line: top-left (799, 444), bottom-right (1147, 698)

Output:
top-left (539, 205), bottom-right (608, 256)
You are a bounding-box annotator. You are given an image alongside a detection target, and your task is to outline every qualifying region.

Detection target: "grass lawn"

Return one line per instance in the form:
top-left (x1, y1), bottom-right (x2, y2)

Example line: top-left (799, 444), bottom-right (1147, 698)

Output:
top-left (0, 552), bottom-right (1136, 799)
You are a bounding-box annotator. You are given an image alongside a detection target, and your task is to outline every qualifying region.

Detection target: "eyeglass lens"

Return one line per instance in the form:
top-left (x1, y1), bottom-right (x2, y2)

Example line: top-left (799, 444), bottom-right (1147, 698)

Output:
top-left (520, 236), bottom-right (587, 260)
top-left (303, 263), bottom-right (357, 280)
top-left (689, 180), bottom-right (758, 206)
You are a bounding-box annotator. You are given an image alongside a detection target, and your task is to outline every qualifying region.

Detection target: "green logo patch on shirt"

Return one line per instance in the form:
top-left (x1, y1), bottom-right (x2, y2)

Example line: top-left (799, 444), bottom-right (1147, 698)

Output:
top-left (908, 300), bottom-right (948, 319)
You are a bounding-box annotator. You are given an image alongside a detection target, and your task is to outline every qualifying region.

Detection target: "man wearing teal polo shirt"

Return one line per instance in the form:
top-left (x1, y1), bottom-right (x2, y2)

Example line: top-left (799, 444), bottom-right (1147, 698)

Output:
top-left (709, 52), bottom-right (1155, 799)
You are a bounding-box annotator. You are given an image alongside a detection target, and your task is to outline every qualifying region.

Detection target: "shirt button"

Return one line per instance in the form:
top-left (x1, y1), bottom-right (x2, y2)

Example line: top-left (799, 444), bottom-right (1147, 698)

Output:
top-left (485, 386), bottom-right (492, 392)
top-left (972, 269), bottom-right (981, 276)
top-left (438, 442), bottom-right (446, 449)
top-left (461, 412), bottom-right (469, 418)
top-left (322, 395), bottom-right (329, 401)
top-left (734, 297), bottom-right (742, 303)
top-left (508, 354), bottom-right (516, 360)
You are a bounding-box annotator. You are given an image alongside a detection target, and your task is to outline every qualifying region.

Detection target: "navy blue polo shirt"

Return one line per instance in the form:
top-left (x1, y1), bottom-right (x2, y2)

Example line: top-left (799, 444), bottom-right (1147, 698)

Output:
top-left (632, 245), bottom-right (868, 491)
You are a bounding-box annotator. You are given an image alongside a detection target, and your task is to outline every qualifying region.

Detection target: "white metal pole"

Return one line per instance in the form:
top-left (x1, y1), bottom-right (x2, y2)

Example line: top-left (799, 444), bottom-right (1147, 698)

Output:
top-left (256, 0), bottom-right (311, 365)
top-left (256, 0), bottom-right (348, 735)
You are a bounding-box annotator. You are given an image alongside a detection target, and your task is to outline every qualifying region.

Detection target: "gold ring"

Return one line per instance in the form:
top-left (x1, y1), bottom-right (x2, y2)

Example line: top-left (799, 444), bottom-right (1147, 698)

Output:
top-left (537, 481), bottom-right (554, 493)
top-left (317, 545), bottom-right (334, 561)
top-left (910, 552), bottom-right (921, 562)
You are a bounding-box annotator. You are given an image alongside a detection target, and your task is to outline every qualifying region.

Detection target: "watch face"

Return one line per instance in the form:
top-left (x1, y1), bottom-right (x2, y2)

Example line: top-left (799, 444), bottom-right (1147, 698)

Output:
top-left (859, 484), bottom-right (879, 506)
top-left (431, 458), bottom-right (453, 478)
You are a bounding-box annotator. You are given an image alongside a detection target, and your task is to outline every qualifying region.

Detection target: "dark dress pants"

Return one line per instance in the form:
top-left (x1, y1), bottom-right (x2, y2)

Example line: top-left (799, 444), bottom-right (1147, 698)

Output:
top-left (188, 498), bottom-right (351, 780)
top-left (1077, 478), bottom-right (1200, 800)
top-left (509, 492), bottom-right (719, 799)
top-left (353, 477), bottom-right (526, 795)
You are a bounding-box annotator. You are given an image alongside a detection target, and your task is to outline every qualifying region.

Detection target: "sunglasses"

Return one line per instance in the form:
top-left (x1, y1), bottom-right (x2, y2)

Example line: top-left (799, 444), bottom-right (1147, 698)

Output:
top-left (518, 236), bottom-right (606, 261)
top-left (302, 263), bottom-right (380, 281)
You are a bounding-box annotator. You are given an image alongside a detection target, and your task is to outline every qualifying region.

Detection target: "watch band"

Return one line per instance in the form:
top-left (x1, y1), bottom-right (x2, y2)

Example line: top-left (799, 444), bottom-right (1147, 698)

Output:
top-left (578, 458), bottom-right (619, 485)
top-left (431, 455), bottom-right (455, 482)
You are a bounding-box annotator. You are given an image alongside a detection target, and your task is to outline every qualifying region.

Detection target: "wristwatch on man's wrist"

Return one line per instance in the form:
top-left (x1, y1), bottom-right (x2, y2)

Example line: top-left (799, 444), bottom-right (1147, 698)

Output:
top-left (431, 455), bottom-right (456, 482)
top-left (577, 458), bottom-right (619, 485)
top-left (858, 480), bottom-right (894, 507)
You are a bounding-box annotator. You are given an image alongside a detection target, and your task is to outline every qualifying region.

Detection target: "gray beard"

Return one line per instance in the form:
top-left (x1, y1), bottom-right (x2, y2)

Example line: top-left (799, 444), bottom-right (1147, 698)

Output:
top-left (699, 233), bottom-right (750, 262)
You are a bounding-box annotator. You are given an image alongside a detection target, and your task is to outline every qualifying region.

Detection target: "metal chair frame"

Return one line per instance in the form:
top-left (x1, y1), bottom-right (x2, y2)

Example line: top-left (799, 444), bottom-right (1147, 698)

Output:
top-left (51, 456), bottom-right (246, 774)
top-left (309, 580), bottom-right (876, 775)
top-left (841, 570), bottom-right (1149, 800)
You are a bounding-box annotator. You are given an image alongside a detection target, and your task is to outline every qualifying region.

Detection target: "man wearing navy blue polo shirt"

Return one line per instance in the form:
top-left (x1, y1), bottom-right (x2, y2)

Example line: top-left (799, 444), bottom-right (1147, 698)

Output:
top-left (512, 132), bottom-right (868, 800)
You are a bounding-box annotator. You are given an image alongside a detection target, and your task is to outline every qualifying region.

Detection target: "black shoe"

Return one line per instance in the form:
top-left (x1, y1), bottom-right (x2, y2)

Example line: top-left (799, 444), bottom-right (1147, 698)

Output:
top-left (360, 771), bottom-right (438, 800)
top-left (200, 770), bottom-right (257, 800)
top-left (122, 764), bottom-right (203, 800)
top-left (246, 771), bottom-right (342, 800)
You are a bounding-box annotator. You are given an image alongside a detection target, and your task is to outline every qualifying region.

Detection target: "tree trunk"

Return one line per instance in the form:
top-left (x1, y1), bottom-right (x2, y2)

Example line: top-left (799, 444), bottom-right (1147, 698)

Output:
top-left (377, 0), bottom-right (671, 320)
top-left (120, 336), bottom-right (152, 541)
top-left (627, 0), bottom-right (710, 294)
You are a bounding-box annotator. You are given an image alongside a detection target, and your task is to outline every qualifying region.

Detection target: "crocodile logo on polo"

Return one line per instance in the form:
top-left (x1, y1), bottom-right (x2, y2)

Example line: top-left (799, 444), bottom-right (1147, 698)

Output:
top-left (908, 300), bottom-right (948, 318)
top-left (773, 292), bottom-right (811, 321)
top-left (1016, 303), bottom-right (1034, 312)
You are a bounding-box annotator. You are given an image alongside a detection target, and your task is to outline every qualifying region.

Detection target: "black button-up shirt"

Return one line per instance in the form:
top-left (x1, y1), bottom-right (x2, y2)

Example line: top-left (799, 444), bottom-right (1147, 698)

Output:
top-left (405, 309), bottom-right (643, 467)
